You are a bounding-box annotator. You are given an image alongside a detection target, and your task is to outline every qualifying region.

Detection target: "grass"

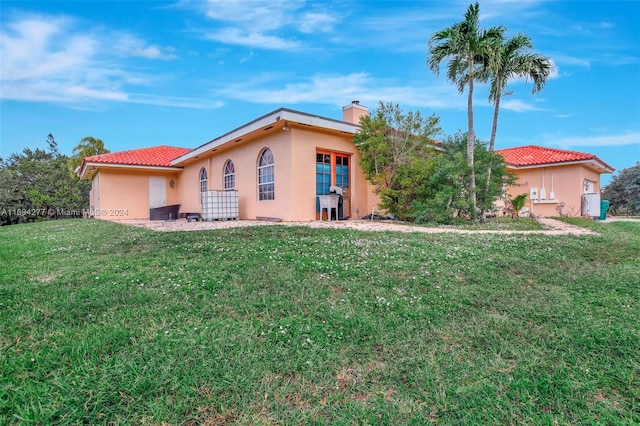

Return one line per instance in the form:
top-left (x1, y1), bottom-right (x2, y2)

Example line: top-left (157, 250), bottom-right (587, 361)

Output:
top-left (370, 217), bottom-right (546, 231)
top-left (1, 219), bottom-right (638, 425)
top-left (430, 217), bottom-right (546, 230)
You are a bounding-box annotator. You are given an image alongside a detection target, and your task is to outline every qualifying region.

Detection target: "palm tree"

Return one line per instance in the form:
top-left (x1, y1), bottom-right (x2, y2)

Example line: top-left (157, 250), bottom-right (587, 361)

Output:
top-left (479, 34), bottom-right (553, 222)
top-left (485, 34), bottom-right (553, 152)
top-left (509, 193), bottom-right (528, 219)
top-left (69, 136), bottom-right (110, 174)
top-left (428, 2), bottom-right (504, 220)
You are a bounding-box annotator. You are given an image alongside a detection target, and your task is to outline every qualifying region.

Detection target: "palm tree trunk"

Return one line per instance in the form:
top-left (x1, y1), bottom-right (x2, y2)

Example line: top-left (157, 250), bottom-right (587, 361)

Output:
top-left (481, 91), bottom-right (502, 223)
top-left (467, 59), bottom-right (477, 220)
top-left (489, 91), bottom-right (501, 152)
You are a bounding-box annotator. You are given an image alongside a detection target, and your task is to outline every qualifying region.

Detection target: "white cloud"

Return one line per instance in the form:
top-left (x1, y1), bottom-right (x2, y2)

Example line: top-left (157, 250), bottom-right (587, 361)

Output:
top-left (298, 12), bottom-right (338, 33)
top-left (479, 0), bottom-right (545, 21)
top-left (128, 94), bottom-right (224, 109)
top-left (204, 28), bottom-right (300, 50)
top-left (131, 45), bottom-right (175, 60)
top-left (0, 13), bottom-right (211, 109)
top-left (214, 72), bottom-right (463, 110)
top-left (547, 132), bottom-right (640, 148)
top-left (0, 14), bottom-right (125, 102)
top-left (112, 33), bottom-right (178, 60)
top-left (547, 58), bottom-right (560, 79)
top-left (199, 0), bottom-right (301, 49)
top-left (2, 80), bottom-right (128, 103)
top-left (500, 99), bottom-right (544, 112)
top-left (197, 0), bottom-right (340, 50)
top-left (239, 50), bottom-right (254, 64)
top-left (1, 16), bottom-right (95, 82)
top-left (357, 10), bottom-right (448, 53)
top-left (551, 53), bottom-right (591, 69)
top-left (203, 0), bottom-right (297, 32)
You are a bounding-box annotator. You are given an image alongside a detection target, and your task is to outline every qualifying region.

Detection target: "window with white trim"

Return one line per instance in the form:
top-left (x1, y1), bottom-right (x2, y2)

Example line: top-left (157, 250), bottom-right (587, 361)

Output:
top-left (224, 160), bottom-right (235, 190)
top-left (199, 167), bottom-right (208, 193)
top-left (258, 148), bottom-right (274, 201)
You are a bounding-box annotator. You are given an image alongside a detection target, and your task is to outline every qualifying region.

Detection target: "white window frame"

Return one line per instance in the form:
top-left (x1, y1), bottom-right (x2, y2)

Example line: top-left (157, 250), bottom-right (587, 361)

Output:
top-left (199, 167), bottom-right (208, 193)
top-left (258, 148), bottom-right (274, 201)
top-left (224, 160), bottom-right (235, 191)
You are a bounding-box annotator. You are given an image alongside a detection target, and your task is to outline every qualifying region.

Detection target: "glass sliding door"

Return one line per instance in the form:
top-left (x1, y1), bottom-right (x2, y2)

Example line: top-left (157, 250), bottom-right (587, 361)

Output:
top-left (315, 151), bottom-right (351, 219)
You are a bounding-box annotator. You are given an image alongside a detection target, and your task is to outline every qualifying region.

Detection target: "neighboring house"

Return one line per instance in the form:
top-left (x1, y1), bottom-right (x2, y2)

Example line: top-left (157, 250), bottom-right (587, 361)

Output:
top-left (496, 145), bottom-right (615, 217)
top-left (78, 101), bottom-right (380, 221)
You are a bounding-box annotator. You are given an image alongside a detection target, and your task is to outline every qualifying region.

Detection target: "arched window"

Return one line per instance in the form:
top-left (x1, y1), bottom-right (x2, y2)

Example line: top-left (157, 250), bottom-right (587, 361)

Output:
top-left (199, 167), bottom-right (208, 193)
top-left (224, 160), bottom-right (235, 190)
top-left (258, 148), bottom-right (274, 200)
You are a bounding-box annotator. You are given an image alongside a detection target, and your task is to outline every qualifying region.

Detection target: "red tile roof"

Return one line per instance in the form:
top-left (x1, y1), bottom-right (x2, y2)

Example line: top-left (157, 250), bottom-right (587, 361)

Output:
top-left (496, 145), bottom-right (614, 170)
top-left (83, 145), bottom-right (192, 167)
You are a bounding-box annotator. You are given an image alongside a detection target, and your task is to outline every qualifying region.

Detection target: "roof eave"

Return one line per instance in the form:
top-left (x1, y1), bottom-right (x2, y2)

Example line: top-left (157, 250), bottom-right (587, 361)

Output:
top-left (79, 162), bottom-right (183, 180)
top-left (505, 158), bottom-right (615, 173)
top-left (171, 108), bottom-right (359, 166)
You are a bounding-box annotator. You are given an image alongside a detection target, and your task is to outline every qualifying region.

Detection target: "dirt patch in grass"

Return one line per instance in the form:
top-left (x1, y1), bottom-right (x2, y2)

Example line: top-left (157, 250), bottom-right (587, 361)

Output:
top-left (116, 217), bottom-right (598, 236)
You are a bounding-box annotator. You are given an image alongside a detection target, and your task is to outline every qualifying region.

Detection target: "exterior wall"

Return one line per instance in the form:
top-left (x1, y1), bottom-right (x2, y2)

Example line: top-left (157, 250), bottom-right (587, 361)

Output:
top-left (178, 125), bottom-right (377, 221)
top-left (166, 174), bottom-right (181, 206)
top-left (504, 164), bottom-right (603, 217)
top-left (91, 169), bottom-right (180, 220)
top-left (230, 130), bottom-right (291, 220)
top-left (90, 172), bottom-right (100, 213)
top-left (365, 183), bottom-right (383, 217)
top-left (176, 158), bottom-right (210, 215)
top-left (288, 126), bottom-right (371, 221)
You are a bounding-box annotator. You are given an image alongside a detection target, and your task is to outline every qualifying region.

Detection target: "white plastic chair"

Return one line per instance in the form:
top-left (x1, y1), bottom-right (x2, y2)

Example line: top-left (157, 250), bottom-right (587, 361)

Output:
top-left (318, 195), bottom-right (339, 221)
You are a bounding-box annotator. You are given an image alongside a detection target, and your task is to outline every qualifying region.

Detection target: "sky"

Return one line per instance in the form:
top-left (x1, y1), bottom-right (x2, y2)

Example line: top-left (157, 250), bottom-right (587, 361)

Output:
top-left (1, 0), bottom-right (639, 186)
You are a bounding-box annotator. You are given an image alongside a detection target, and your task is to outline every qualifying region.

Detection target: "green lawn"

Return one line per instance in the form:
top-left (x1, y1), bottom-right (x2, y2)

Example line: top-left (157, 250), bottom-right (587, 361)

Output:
top-left (1, 219), bottom-right (638, 425)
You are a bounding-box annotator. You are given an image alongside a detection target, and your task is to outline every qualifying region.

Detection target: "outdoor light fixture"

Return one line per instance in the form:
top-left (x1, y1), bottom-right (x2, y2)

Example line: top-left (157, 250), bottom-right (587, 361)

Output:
top-left (283, 122), bottom-right (289, 131)
top-left (170, 179), bottom-right (175, 188)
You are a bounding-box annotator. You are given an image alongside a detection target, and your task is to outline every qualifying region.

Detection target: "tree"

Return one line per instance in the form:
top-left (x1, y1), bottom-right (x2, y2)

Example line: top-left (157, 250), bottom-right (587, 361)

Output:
top-left (479, 33), bottom-right (553, 222)
top-left (46, 133), bottom-right (59, 155)
top-left (0, 157), bottom-right (21, 219)
top-left (602, 162), bottom-right (640, 215)
top-left (69, 136), bottom-right (110, 174)
top-left (354, 101), bottom-right (441, 219)
top-left (508, 193), bottom-right (528, 218)
top-left (484, 34), bottom-right (553, 152)
top-left (428, 2), bottom-right (504, 220)
top-left (0, 134), bottom-right (91, 225)
top-left (410, 132), bottom-right (515, 224)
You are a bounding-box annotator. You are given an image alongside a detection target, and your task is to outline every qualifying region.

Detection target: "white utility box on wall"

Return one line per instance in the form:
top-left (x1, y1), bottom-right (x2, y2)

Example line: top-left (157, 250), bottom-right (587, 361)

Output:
top-left (530, 188), bottom-right (539, 201)
top-left (581, 193), bottom-right (600, 218)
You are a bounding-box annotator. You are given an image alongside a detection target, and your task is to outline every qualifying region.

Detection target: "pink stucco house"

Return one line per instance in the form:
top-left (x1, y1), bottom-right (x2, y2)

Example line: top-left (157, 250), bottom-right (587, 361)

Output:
top-left (79, 101), bottom-right (380, 221)
top-left (496, 145), bottom-right (614, 217)
top-left (79, 102), bottom-right (615, 221)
